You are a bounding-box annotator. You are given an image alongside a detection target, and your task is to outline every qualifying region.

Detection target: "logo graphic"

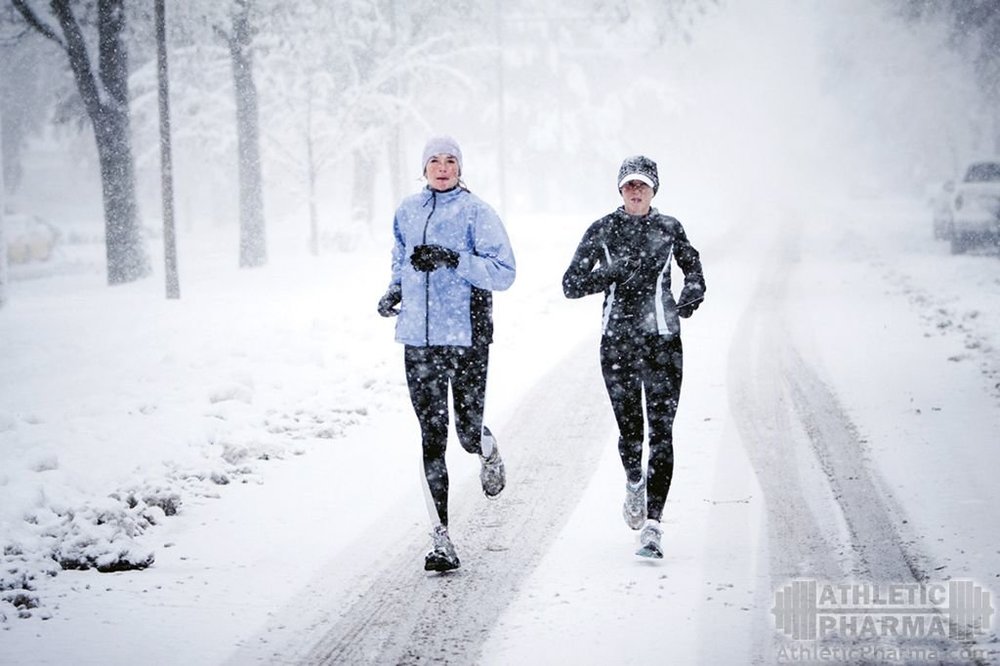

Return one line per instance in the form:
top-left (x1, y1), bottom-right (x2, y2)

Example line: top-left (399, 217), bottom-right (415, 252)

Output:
top-left (772, 580), bottom-right (994, 641)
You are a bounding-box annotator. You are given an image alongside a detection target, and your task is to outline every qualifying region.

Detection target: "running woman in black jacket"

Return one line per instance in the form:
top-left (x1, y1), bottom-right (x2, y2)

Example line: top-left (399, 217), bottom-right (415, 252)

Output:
top-left (562, 155), bottom-right (706, 558)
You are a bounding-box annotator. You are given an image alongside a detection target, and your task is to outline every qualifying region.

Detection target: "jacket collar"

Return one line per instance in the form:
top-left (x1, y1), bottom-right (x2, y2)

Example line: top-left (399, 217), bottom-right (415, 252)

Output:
top-left (423, 185), bottom-right (465, 206)
top-left (614, 205), bottom-right (658, 222)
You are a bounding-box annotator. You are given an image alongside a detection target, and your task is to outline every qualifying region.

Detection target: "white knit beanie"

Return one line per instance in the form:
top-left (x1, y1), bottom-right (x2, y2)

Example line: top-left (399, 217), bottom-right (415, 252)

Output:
top-left (422, 135), bottom-right (463, 173)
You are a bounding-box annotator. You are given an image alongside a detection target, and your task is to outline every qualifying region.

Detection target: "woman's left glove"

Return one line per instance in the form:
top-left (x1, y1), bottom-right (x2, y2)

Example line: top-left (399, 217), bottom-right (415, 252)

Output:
top-left (377, 284), bottom-right (402, 317)
top-left (411, 244), bottom-right (460, 272)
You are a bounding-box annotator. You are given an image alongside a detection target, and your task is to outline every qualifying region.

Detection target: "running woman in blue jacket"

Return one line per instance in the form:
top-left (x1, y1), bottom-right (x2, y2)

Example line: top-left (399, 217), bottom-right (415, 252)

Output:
top-left (377, 136), bottom-right (516, 572)
top-left (562, 155), bottom-right (705, 559)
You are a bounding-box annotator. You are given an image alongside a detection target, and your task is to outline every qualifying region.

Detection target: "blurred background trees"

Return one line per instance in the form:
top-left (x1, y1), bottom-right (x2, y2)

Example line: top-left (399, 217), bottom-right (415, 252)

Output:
top-left (10, 0), bottom-right (149, 284)
top-left (0, 0), bottom-right (997, 286)
top-left (899, 0), bottom-right (1000, 153)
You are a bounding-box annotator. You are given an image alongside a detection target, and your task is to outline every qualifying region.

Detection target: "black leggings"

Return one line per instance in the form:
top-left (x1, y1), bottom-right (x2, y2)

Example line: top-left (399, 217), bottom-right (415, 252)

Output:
top-left (600, 333), bottom-right (683, 522)
top-left (404, 344), bottom-right (489, 526)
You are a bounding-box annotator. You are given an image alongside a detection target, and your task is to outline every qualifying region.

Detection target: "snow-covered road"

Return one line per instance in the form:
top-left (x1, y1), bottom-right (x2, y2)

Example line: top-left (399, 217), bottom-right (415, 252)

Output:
top-left (2, 197), bottom-right (999, 665)
top-left (244, 339), bottom-right (613, 664)
top-left (730, 213), bottom-right (990, 663)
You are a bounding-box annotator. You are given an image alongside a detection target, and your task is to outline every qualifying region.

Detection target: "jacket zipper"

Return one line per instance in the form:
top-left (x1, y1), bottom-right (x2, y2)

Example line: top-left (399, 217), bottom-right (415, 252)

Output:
top-left (421, 191), bottom-right (437, 346)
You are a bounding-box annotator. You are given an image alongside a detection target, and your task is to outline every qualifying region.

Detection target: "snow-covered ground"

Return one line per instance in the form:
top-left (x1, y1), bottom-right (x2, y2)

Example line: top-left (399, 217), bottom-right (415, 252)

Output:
top-left (2, 190), bottom-right (998, 664)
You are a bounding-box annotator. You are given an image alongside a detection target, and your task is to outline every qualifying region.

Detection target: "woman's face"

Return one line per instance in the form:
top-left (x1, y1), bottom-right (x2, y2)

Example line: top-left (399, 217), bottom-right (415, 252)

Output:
top-left (620, 180), bottom-right (654, 216)
top-left (425, 154), bottom-right (460, 191)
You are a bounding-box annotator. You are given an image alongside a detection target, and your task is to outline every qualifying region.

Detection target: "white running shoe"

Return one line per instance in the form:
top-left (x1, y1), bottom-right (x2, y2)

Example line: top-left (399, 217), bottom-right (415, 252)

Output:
top-left (479, 427), bottom-right (505, 498)
top-left (636, 519), bottom-right (663, 559)
top-left (622, 477), bottom-right (646, 530)
top-left (425, 524), bottom-right (460, 572)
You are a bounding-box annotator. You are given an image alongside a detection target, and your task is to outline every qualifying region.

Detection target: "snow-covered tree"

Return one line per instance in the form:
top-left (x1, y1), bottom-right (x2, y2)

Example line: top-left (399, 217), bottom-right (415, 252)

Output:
top-left (898, 0), bottom-right (1000, 153)
top-left (128, 8), bottom-right (238, 236)
top-left (0, 32), bottom-right (61, 193)
top-left (135, 0), bottom-right (268, 268)
top-left (10, 0), bottom-right (149, 285)
top-left (251, 0), bottom-right (483, 248)
top-left (218, 0), bottom-right (266, 268)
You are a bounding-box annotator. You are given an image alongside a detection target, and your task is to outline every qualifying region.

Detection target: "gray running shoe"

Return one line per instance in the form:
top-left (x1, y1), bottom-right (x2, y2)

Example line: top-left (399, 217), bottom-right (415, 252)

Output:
top-left (636, 519), bottom-right (663, 559)
top-left (622, 477), bottom-right (646, 530)
top-left (479, 427), bottom-right (505, 498)
top-left (425, 524), bottom-right (460, 572)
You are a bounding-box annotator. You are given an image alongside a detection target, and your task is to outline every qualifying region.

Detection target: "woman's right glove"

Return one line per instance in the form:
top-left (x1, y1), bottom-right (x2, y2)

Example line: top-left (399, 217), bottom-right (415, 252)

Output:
top-left (606, 256), bottom-right (641, 291)
top-left (377, 284), bottom-right (402, 317)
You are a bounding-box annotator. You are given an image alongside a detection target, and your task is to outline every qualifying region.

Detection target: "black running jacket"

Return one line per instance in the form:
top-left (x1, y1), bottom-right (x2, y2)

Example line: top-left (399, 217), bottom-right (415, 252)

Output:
top-left (562, 207), bottom-right (705, 339)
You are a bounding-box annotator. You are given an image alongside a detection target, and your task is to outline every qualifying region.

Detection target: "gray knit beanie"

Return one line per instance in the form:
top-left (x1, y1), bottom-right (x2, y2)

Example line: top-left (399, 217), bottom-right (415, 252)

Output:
top-left (617, 155), bottom-right (659, 194)
top-left (422, 135), bottom-right (463, 173)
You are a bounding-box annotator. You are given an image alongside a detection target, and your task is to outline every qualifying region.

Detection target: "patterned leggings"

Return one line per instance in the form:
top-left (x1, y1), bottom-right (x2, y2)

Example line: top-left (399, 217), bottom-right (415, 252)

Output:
top-left (404, 344), bottom-right (489, 526)
top-left (600, 333), bottom-right (683, 522)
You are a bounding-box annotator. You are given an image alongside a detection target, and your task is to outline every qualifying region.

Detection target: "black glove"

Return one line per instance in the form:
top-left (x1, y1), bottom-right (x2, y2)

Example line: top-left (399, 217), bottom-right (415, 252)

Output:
top-left (676, 283), bottom-right (704, 318)
top-left (377, 284), bottom-right (402, 317)
top-left (606, 256), bottom-right (641, 288)
top-left (410, 244), bottom-right (460, 272)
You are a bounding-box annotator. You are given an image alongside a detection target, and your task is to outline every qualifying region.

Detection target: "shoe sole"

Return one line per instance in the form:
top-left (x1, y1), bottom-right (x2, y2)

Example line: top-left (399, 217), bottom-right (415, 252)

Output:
top-left (636, 545), bottom-right (663, 559)
top-left (425, 562), bottom-right (461, 572)
top-left (480, 428), bottom-right (504, 498)
top-left (424, 556), bottom-right (461, 572)
top-left (483, 478), bottom-right (505, 498)
top-left (481, 462), bottom-right (505, 498)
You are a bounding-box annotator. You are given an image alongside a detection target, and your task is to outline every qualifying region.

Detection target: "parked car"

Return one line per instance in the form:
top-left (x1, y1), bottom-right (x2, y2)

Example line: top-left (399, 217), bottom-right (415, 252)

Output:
top-left (947, 159), bottom-right (1000, 254)
top-left (928, 179), bottom-right (954, 240)
top-left (3, 211), bottom-right (59, 264)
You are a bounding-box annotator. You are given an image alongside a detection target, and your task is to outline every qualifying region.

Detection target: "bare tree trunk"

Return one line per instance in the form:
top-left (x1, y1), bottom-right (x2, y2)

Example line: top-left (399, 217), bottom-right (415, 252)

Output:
top-left (13, 0), bottom-right (149, 285)
top-left (351, 148), bottom-right (375, 233)
top-left (385, 3), bottom-right (404, 208)
top-left (494, 0), bottom-right (507, 219)
top-left (94, 108), bottom-right (148, 283)
top-left (349, 28), bottom-right (376, 235)
top-left (305, 92), bottom-right (319, 256)
top-left (387, 125), bottom-right (403, 207)
top-left (0, 86), bottom-right (7, 309)
top-left (228, 0), bottom-right (266, 268)
top-left (155, 0), bottom-right (180, 298)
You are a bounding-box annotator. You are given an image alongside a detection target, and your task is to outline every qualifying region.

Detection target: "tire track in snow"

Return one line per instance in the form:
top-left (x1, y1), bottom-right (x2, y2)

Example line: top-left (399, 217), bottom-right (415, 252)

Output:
top-left (728, 230), bottom-right (848, 584)
top-left (782, 343), bottom-right (925, 584)
top-left (727, 228), bottom-right (986, 663)
top-left (275, 337), bottom-right (614, 665)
